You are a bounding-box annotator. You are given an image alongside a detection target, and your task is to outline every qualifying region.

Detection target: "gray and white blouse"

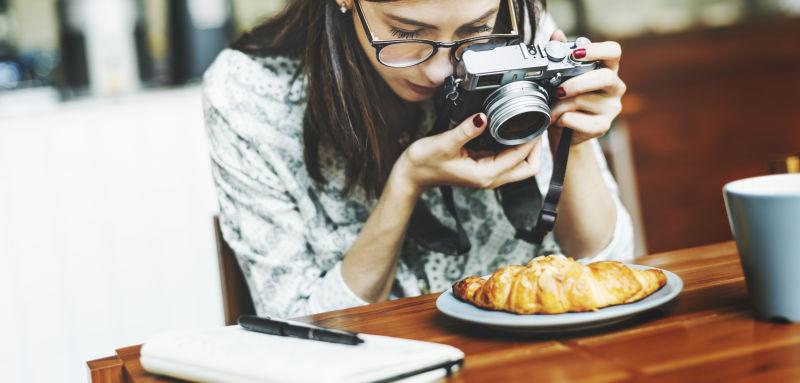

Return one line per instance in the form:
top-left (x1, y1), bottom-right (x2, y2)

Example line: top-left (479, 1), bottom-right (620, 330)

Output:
top-left (202, 47), bottom-right (634, 319)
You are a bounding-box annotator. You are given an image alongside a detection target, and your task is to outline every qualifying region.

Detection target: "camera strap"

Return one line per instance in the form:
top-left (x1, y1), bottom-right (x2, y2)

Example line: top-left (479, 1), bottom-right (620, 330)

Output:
top-left (406, 132), bottom-right (573, 256)
top-left (499, 127), bottom-right (573, 245)
top-left (405, 81), bottom-right (572, 255)
top-left (408, 185), bottom-right (472, 255)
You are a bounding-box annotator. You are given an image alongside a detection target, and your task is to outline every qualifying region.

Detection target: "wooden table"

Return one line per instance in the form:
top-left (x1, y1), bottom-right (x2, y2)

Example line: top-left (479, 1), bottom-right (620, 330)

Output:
top-left (87, 242), bottom-right (800, 382)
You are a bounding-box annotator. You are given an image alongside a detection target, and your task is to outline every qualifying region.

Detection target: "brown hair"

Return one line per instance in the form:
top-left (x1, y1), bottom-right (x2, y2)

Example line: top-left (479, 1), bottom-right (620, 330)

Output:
top-left (231, 0), bottom-right (545, 197)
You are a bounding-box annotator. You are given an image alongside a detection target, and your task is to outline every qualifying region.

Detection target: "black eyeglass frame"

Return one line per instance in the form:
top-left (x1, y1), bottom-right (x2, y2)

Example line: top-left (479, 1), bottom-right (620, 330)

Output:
top-left (353, 0), bottom-right (521, 68)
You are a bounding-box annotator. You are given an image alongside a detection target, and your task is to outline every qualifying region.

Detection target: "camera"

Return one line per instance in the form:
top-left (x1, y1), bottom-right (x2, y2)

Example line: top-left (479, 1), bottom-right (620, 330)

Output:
top-left (441, 37), bottom-right (599, 151)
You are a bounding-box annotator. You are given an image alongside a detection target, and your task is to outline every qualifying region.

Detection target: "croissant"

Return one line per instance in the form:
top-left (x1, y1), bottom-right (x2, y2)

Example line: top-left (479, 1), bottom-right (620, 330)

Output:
top-left (452, 255), bottom-right (667, 314)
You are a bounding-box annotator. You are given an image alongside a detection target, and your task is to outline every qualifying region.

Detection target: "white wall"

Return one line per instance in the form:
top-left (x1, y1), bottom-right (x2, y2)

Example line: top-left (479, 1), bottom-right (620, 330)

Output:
top-left (0, 86), bottom-right (224, 383)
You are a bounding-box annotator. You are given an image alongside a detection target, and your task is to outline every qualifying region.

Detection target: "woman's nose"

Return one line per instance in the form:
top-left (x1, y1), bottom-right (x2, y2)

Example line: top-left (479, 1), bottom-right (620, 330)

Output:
top-left (420, 48), bottom-right (454, 84)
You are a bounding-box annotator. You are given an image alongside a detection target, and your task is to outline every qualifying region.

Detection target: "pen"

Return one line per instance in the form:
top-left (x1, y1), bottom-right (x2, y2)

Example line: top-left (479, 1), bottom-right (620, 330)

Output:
top-left (237, 315), bottom-right (364, 346)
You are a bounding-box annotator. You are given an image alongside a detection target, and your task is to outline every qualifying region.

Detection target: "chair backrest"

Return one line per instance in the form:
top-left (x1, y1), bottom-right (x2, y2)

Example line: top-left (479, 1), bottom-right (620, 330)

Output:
top-left (213, 215), bottom-right (256, 325)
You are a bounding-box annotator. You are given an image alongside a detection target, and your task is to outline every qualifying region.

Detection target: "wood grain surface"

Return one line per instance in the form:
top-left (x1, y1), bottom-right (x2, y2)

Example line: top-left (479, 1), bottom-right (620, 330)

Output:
top-left (87, 241), bottom-right (800, 382)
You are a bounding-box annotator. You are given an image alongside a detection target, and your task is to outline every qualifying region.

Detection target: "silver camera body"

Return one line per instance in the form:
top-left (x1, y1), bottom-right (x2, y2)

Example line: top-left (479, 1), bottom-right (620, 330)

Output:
top-left (444, 38), bottom-right (599, 151)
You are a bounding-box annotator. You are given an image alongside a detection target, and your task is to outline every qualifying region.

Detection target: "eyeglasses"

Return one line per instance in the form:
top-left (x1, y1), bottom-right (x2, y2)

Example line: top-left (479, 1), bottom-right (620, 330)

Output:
top-left (353, 0), bottom-right (521, 68)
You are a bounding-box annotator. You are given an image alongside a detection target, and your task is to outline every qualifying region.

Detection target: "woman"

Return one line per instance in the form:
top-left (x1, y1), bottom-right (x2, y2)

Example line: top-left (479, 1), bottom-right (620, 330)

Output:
top-left (203, 0), bottom-right (632, 319)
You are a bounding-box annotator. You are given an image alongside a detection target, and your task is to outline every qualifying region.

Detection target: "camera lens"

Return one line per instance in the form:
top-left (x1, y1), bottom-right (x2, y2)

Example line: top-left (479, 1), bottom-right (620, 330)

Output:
top-left (483, 81), bottom-right (551, 146)
top-left (500, 113), bottom-right (549, 140)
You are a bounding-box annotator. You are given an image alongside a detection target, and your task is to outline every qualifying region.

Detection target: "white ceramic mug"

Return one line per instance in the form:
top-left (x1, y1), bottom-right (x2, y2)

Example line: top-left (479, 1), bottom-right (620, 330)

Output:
top-left (723, 174), bottom-right (800, 322)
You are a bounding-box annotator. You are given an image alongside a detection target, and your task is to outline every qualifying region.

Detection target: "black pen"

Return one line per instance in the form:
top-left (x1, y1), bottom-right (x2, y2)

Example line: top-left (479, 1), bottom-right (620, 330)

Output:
top-left (238, 315), bottom-right (364, 346)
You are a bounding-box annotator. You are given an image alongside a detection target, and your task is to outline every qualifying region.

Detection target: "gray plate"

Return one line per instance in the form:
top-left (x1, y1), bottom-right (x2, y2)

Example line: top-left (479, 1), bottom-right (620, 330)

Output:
top-left (436, 264), bottom-right (683, 332)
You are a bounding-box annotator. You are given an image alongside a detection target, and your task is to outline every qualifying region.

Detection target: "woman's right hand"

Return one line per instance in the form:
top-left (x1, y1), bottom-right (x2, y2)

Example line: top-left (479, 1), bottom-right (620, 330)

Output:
top-left (392, 113), bottom-right (543, 196)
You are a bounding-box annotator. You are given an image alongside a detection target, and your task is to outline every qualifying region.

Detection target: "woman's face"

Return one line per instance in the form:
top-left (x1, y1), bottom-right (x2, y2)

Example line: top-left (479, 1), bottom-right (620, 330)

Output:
top-left (352, 0), bottom-right (503, 102)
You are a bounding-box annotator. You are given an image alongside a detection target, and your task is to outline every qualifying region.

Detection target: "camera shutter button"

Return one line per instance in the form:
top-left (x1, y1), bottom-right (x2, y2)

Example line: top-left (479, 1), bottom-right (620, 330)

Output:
top-left (575, 37), bottom-right (591, 48)
top-left (545, 41), bottom-right (568, 62)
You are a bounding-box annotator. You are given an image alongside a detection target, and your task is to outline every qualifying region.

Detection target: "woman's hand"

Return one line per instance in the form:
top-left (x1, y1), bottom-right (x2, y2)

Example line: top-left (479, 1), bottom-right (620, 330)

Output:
top-left (391, 113), bottom-right (542, 196)
top-left (548, 31), bottom-right (627, 146)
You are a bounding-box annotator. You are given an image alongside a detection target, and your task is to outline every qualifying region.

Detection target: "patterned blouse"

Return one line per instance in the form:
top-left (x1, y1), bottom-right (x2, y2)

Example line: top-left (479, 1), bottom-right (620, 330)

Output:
top-left (203, 27), bottom-right (633, 320)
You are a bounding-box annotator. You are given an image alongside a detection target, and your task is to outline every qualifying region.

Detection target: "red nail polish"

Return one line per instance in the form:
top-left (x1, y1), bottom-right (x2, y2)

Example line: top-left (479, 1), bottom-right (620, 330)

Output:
top-left (555, 87), bottom-right (566, 98)
top-left (572, 48), bottom-right (586, 59)
top-left (473, 114), bottom-right (484, 128)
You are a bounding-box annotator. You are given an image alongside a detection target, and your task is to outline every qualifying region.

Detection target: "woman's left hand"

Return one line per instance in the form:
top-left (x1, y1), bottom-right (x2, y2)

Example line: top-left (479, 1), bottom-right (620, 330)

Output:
top-left (547, 30), bottom-right (626, 145)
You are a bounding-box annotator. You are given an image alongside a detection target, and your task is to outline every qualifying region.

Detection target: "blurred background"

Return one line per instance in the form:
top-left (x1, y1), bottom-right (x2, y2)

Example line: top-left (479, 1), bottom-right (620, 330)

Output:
top-left (0, 0), bottom-right (798, 382)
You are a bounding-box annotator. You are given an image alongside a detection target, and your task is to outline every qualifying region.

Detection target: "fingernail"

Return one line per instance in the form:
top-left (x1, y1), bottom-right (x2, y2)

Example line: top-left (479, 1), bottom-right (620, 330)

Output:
top-left (555, 87), bottom-right (566, 98)
top-left (572, 48), bottom-right (586, 59)
top-left (473, 114), bottom-right (484, 128)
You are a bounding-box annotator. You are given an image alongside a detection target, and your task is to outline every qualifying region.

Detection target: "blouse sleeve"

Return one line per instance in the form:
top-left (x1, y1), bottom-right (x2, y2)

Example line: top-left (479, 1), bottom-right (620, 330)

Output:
top-left (203, 51), bottom-right (367, 319)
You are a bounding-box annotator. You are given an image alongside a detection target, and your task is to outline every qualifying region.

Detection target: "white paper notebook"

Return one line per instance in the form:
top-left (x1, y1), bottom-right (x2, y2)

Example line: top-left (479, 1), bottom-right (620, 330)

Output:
top-left (140, 325), bottom-right (464, 383)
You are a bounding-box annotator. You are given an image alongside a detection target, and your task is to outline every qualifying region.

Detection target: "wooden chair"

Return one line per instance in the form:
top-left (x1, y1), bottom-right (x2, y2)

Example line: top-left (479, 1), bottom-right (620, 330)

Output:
top-left (769, 153), bottom-right (800, 174)
top-left (213, 215), bottom-right (256, 325)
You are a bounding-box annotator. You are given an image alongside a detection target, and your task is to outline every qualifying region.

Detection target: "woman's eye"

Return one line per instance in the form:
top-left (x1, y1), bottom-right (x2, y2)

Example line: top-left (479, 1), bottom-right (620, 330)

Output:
top-left (460, 24), bottom-right (493, 36)
top-left (390, 27), bottom-right (422, 39)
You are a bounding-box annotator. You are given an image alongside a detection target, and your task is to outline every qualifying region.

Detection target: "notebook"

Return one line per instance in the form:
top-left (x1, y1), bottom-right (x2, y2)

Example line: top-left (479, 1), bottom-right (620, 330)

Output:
top-left (140, 325), bottom-right (464, 383)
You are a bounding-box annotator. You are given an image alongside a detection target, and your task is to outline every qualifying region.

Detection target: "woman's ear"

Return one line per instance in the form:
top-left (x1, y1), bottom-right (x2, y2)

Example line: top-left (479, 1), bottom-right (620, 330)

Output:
top-left (335, 0), bottom-right (352, 12)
